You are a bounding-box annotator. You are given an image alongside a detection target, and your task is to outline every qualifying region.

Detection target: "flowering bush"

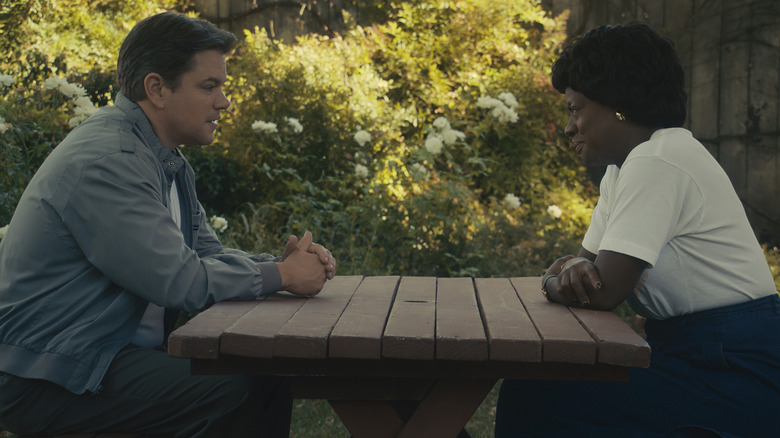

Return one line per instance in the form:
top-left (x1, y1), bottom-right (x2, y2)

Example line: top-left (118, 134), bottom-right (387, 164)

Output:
top-left (185, 0), bottom-right (599, 277)
top-left (0, 0), bottom-right (184, 224)
top-left (2, 0), bottom-right (598, 278)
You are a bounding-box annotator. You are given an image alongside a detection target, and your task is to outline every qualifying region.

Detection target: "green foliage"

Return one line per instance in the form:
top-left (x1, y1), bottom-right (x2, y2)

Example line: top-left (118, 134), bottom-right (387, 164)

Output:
top-left (190, 0), bottom-right (594, 278)
top-left (0, 0), bottom-right (187, 224)
top-left (1, 0), bottom-right (596, 279)
top-left (764, 244), bottom-right (780, 294)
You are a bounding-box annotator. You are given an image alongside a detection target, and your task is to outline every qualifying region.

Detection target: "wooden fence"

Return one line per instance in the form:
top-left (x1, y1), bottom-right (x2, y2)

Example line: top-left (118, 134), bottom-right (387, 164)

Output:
top-left (191, 0), bottom-right (780, 244)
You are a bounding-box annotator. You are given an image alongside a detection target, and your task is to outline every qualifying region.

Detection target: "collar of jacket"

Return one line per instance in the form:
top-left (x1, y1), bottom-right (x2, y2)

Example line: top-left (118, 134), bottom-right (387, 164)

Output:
top-left (114, 92), bottom-right (184, 180)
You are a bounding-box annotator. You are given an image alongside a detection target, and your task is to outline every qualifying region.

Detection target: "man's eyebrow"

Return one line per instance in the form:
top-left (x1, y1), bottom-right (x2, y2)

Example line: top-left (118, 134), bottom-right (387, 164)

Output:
top-left (200, 76), bottom-right (225, 85)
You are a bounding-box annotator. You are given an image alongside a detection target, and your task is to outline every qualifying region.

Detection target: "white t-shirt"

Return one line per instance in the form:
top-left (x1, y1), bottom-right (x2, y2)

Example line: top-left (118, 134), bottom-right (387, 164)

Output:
top-left (130, 179), bottom-right (181, 347)
top-left (582, 128), bottom-right (775, 320)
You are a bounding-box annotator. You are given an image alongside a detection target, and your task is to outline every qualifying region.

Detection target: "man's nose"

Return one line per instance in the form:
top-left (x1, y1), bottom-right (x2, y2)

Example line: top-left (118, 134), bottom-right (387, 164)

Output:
top-left (217, 90), bottom-right (230, 110)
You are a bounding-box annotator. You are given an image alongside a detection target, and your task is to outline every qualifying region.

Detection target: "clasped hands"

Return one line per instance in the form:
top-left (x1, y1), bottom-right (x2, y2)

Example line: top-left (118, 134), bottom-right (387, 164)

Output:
top-left (276, 231), bottom-right (336, 297)
top-left (542, 255), bottom-right (602, 306)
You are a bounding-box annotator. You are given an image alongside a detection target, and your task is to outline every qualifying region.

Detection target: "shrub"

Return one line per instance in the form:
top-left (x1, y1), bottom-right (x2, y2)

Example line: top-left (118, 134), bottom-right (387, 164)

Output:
top-left (189, 0), bottom-right (596, 277)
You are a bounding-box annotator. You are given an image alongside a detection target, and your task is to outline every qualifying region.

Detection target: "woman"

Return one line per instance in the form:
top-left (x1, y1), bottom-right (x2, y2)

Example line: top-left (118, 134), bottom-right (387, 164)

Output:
top-left (494, 22), bottom-right (780, 437)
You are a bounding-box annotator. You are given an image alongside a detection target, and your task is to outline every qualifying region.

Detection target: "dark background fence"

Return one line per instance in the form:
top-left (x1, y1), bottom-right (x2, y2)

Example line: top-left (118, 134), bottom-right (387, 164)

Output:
top-left (191, 0), bottom-right (780, 245)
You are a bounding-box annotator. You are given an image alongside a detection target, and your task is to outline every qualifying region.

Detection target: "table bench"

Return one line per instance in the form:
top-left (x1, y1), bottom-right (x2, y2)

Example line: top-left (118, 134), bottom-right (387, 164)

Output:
top-left (169, 276), bottom-right (651, 437)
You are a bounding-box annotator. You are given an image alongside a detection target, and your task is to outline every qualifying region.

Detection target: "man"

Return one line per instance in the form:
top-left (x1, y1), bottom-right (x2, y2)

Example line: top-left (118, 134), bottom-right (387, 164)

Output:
top-left (0, 12), bottom-right (335, 437)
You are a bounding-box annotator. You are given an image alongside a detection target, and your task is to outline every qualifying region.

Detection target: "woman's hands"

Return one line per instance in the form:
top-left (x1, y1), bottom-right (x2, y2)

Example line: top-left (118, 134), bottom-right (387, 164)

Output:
top-left (277, 231), bottom-right (337, 296)
top-left (542, 254), bottom-right (601, 306)
top-left (541, 249), bottom-right (646, 310)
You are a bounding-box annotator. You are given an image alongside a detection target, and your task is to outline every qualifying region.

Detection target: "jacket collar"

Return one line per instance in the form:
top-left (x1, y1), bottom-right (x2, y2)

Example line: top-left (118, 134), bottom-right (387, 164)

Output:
top-left (115, 92), bottom-right (184, 179)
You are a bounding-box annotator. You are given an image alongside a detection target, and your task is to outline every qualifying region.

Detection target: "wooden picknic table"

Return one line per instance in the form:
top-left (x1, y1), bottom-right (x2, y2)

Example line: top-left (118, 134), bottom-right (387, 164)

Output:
top-left (168, 276), bottom-right (651, 438)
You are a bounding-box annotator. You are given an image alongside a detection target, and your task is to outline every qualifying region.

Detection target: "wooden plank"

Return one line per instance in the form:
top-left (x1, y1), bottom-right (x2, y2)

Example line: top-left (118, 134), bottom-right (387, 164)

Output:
top-left (167, 301), bottom-right (258, 359)
top-left (510, 277), bottom-right (596, 364)
top-left (329, 400), bottom-right (404, 438)
top-left (746, 135), bottom-right (779, 222)
top-left (720, 137), bottom-right (747, 197)
top-left (747, 7), bottom-right (779, 135)
top-left (718, 0), bottom-right (751, 138)
top-left (329, 276), bottom-right (400, 359)
top-left (190, 356), bottom-right (632, 381)
top-left (745, 6), bottom-right (780, 224)
top-left (272, 275), bottom-right (362, 359)
top-left (474, 277), bottom-right (541, 362)
top-left (435, 277), bottom-right (488, 361)
top-left (383, 277), bottom-right (436, 360)
top-left (569, 307), bottom-right (651, 367)
top-left (292, 377), bottom-right (433, 400)
top-left (396, 378), bottom-right (496, 438)
top-left (220, 293), bottom-right (308, 358)
top-left (637, 0), bottom-right (665, 29)
top-left (688, 0), bottom-right (722, 140)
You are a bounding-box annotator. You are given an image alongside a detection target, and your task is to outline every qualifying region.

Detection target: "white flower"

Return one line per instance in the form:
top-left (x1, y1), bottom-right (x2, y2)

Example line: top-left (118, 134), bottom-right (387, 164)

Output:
top-left (44, 77), bottom-right (86, 98)
top-left (504, 193), bottom-right (521, 209)
top-left (424, 135), bottom-right (443, 154)
top-left (73, 96), bottom-right (93, 109)
top-left (353, 129), bottom-right (371, 146)
top-left (547, 204), bottom-right (563, 219)
top-left (478, 94), bottom-right (518, 123)
top-left (0, 224), bottom-right (8, 240)
top-left (476, 96), bottom-right (501, 109)
top-left (251, 120), bottom-right (277, 134)
top-left (0, 116), bottom-right (7, 134)
top-left (68, 115), bottom-right (88, 128)
top-left (44, 77), bottom-right (68, 90)
top-left (490, 105), bottom-right (518, 123)
top-left (498, 92), bottom-right (519, 109)
top-left (0, 74), bottom-right (15, 87)
top-left (209, 215), bottom-right (228, 233)
top-left (286, 117), bottom-right (303, 133)
top-left (410, 162), bottom-right (428, 177)
top-left (441, 128), bottom-right (465, 146)
top-left (354, 163), bottom-right (369, 178)
top-left (432, 116), bottom-right (450, 130)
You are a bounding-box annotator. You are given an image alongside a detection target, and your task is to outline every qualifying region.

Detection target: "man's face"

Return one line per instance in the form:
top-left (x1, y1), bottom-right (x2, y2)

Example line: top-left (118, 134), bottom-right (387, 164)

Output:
top-left (157, 49), bottom-right (230, 148)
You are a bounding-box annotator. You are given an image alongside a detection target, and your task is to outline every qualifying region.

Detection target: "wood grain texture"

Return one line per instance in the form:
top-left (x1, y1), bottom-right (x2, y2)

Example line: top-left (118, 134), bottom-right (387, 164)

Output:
top-left (435, 277), bottom-right (488, 361)
top-left (329, 276), bottom-right (400, 359)
top-left (474, 277), bottom-right (541, 362)
top-left (272, 275), bottom-right (362, 359)
top-left (510, 277), bottom-right (596, 364)
top-left (167, 300), bottom-right (257, 359)
top-left (383, 276), bottom-right (437, 360)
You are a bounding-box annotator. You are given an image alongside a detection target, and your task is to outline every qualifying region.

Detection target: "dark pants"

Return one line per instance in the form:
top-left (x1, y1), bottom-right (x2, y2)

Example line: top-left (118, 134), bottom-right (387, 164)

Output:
top-left (0, 345), bottom-right (292, 437)
top-left (495, 295), bottom-right (780, 438)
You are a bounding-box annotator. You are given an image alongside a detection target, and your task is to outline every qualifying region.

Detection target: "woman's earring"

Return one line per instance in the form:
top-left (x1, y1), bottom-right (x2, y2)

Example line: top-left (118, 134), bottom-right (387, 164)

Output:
top-left (615, 112), bottom-right (626, 121)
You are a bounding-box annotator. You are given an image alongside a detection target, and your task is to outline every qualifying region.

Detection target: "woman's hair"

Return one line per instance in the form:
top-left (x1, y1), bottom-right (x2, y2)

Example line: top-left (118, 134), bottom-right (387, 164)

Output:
top-left (551, 22), bottom-right (687, 128)
top-left (117, 12), bottom-right (238, 102)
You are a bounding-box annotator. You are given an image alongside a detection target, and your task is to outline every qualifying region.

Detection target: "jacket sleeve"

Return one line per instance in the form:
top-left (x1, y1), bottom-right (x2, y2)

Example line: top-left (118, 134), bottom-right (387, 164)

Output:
top-left (60, 150), bottom-right (278, 312)
top-left (192, 200), bottom-right (282, 292)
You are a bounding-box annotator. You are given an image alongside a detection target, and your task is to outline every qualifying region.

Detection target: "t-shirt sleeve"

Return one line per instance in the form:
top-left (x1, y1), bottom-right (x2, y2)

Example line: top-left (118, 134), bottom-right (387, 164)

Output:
top-left (596, 157), bottom-right (695, 267)
top-left (581, 167), bottom-right (612, 255)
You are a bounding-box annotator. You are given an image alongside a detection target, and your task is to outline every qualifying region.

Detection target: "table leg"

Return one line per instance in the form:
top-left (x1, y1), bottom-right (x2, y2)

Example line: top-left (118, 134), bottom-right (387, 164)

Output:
top-left (397, 378), bottom-right (496, 438)
top-left (328, 400), bottom-right (405, 438)
top-left (329, 378), bottom-right (496, 438)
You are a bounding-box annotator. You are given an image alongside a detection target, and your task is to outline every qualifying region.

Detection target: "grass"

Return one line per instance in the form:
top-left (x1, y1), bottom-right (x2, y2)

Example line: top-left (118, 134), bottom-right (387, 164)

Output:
top-left (289, 382), bottom-right (500, 437)
top-left (0, 384), bottom-right (499, 438)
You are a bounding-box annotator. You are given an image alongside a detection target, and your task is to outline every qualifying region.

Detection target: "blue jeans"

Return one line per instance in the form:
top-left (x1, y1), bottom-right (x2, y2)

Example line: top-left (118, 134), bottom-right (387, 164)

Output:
top-left (495, 295), bottom-right (780, 437)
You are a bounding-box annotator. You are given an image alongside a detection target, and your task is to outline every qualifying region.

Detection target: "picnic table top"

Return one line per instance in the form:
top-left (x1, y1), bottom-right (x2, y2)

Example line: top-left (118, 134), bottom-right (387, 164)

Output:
top-left (168, 275), bottom-right (650, 381)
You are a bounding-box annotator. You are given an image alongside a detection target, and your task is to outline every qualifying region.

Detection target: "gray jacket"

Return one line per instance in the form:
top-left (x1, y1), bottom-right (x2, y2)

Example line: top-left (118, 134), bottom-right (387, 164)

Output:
top-left (0, 93), bottom-right (281, 394)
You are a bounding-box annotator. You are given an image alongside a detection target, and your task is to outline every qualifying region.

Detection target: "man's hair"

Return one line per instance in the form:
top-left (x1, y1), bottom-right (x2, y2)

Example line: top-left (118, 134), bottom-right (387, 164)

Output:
top-left (117, 12), bottom-right (238, 102)
top-left (551, 22), bottom-right (687, 128)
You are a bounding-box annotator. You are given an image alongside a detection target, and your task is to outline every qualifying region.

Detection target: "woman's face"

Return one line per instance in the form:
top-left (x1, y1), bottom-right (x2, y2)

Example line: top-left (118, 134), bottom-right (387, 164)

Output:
top-left (564, 88), bottom-right (631, 167)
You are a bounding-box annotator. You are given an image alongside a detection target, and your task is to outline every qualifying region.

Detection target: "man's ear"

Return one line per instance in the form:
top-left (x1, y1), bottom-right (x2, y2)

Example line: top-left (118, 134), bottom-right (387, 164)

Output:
top-left (143, 73), bottom-right (166, 109)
